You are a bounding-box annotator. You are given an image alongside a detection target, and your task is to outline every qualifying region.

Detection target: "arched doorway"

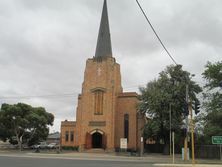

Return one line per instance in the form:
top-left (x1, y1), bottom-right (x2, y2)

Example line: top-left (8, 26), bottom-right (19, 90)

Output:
top-left (92, 132), bottom-right (102, 148)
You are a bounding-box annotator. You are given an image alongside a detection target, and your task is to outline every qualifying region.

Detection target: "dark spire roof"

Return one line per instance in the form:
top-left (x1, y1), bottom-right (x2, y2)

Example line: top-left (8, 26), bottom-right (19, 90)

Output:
top-left (94, 0), bottom-right (112, 59)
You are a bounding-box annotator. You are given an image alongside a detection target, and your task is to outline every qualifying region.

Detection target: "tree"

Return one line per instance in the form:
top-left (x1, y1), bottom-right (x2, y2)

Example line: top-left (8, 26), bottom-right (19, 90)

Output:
top-left (139, 65), bottom-right (201, 150)
top-left (0, 103), bottom-right (54, 150)
top-left (202, 61), bottom-right (222, 89)
top-left (201, 61), bottom-right (222, 144)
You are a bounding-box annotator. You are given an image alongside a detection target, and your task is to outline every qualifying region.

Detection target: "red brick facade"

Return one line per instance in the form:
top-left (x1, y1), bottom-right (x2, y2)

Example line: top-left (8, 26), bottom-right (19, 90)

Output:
top-left (61, 57), bottom-right (145, 151)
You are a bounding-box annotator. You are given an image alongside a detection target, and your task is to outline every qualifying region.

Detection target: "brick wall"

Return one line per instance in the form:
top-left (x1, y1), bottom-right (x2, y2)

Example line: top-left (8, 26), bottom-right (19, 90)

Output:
top-left (61, 57), bottom-right (145, 151)
top-left (60, 121), bottom-right (77, 146)
top-left (115, 92), bottom-right (138, 150)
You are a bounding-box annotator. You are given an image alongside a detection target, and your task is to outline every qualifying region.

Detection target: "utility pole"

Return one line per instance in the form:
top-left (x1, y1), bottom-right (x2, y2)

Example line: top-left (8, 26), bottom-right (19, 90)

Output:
top-left (140, 136), bottom-right (144, 157)
top-left (190, 101), bottom-right (195, 165)
top-left (169, 103), bottom-right (172, 157)
top-left (172, 131), bottom-right (175, 164)
top-left (184, 85), bottom-right (189, 161)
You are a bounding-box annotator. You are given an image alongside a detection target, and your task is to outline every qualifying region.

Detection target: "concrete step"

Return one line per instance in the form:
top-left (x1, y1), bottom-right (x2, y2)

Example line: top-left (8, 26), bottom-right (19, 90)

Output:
top-left (84, 149), bottom-right (105, 153)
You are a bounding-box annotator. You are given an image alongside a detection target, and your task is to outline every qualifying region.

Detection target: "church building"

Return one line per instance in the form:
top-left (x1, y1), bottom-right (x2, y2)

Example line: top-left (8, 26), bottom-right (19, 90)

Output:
top-left (60, 0), bottom-right (145, 152)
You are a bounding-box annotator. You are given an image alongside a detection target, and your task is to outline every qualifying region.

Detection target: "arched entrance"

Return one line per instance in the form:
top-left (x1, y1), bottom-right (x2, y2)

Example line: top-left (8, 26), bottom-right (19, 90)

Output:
top-left (92, 132), bottom-right (102, 148)
top-left (85, 130), bottom-right (106, 149)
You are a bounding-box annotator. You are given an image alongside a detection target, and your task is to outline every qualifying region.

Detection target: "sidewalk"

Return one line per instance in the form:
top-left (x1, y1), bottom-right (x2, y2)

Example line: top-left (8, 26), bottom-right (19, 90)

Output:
top-left (60, 152), bottom-right (222, 166)
top-left (34, 151), bottom-right (222, 164)
top-left (146, 153), bottom-right (222, 167)
top-left (154, 164), bottom-right (222, 167)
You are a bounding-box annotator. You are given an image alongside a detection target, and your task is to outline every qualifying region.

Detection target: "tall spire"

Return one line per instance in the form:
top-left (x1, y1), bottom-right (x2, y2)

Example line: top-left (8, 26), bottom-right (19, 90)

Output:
top-left (94, 0), bottom-right (112, 59)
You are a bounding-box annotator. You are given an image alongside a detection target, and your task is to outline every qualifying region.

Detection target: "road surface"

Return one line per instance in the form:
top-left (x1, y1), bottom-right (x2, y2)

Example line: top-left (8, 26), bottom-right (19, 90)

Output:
top-left (0, 154), bottom-right (154, 167)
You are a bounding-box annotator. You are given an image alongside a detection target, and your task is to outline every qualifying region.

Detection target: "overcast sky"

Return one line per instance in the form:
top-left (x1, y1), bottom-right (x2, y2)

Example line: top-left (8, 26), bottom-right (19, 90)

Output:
top-left (0, 0), bottom-right (221, 132)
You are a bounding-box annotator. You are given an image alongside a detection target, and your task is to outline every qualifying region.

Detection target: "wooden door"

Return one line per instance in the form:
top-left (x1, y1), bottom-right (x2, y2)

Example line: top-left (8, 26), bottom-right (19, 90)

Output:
top-left (85, 132), bottom-right (92, 149)
top-left (102, 134), bottom-right (106, 149)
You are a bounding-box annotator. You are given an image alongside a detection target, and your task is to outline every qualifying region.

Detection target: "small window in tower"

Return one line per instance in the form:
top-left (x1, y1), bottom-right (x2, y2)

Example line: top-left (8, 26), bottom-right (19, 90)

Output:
top-left (65, 131), bottom-right (69, 142)
top-left (70, 131), bottom-right (74, 142)
top-left (124, 114), bottom-right (129, 141)
top-left (94, 90), bottom-right (104, 115)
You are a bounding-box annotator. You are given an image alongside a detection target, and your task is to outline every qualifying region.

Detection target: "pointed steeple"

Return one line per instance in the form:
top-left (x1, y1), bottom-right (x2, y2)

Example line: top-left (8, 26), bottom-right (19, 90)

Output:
top-left (94, 0), bottom-right (112, 60)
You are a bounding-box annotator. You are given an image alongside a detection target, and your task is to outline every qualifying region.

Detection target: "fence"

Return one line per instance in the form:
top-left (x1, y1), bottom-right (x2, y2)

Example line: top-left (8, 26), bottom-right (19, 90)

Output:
top-left (144, 144), bottom-right (182, 154)
top-left (144, 144), bottom-right (221, 159)
top-left (195, 145), bottom-right (221, 159)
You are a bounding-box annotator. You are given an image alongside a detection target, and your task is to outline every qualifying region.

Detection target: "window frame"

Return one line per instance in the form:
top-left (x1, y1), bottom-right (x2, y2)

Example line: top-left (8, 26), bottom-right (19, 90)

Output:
top-left (70, 131), bottom-right (74, 142)
top-left (94, 89), bottom-right (104, 115)
top-left (124, 113), bottom-right (129, 142)
top-left (65, 131), bottom-right (69, 142)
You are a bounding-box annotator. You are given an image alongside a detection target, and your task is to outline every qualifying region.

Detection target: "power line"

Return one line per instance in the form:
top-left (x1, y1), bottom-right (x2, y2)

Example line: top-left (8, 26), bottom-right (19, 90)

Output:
top-left (0, 93), bottom-right (78, 100)
top-left (0, 84), bottom-right (145, 100)
top-left (0, 80), bottom-right (205, 101)
top-left (136, 0), bottom-right (178, 65)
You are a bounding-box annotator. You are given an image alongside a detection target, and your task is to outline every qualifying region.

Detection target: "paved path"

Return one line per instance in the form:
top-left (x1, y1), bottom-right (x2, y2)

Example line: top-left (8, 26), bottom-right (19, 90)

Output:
top-left (154, 164), bottom-right (222, 167)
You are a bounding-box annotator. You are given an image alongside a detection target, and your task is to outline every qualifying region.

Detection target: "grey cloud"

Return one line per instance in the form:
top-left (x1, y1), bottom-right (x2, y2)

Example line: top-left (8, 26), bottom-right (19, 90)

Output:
top-left (0, 0), bottom-right (221, 132)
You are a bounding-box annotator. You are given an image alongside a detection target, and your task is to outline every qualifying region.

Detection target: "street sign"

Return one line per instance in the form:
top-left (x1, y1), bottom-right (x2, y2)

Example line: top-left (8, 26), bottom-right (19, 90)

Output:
top-left (212, 136), bottom-right (222, 144)
top-left (120, 138), bottom-right (127, 149)
top-left (141, 137), bottom-right (143, 142)
top-left (212, 136), bottom-right (222, 161)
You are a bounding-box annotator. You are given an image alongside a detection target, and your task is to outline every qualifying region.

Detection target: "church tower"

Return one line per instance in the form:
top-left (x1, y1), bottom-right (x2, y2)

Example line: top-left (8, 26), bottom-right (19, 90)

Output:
top-left (61, 0), bottom-right (145, 152)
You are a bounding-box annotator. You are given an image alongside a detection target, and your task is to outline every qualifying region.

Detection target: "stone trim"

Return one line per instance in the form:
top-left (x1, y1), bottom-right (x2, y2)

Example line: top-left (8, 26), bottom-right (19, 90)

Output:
top-left (88, 121), bottom-right (106, 127)
top-left (91, 87), bottom-right (106, 92)
top-left (61, 120), bottom-right (76, 127)
top-left (90, 129), bottom-right (104, 135)
top-left (118, 92), bottom-right (138, 98)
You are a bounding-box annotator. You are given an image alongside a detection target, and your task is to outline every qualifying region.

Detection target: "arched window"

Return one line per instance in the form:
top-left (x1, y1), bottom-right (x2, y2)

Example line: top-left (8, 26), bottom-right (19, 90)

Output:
top-left (65, 131), bottom-right (69, 142)
top-left (94, 90), bottom-right (104, 115)
top-left (124, 114), bottom-right (129, 141)
top-left (70, 131), bottom-right (74, 142)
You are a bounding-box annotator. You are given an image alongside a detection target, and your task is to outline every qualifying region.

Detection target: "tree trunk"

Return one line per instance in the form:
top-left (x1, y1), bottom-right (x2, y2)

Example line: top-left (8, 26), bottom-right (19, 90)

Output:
top-left (16, 135), bottom-right (23, 151)
top-left (163, 144), bottom-right (170, 155)
top-left (20, 136), bottom-right (23, 151)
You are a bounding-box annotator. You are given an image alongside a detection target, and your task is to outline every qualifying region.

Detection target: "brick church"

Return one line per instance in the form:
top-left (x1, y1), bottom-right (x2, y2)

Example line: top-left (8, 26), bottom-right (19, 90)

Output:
top-left (61, 0), bottom-right (145, 152)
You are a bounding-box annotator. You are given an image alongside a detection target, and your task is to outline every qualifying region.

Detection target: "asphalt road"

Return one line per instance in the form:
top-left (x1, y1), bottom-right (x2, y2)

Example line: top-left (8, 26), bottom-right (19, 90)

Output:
top-left (0, 155), bottom-right (154, 167)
